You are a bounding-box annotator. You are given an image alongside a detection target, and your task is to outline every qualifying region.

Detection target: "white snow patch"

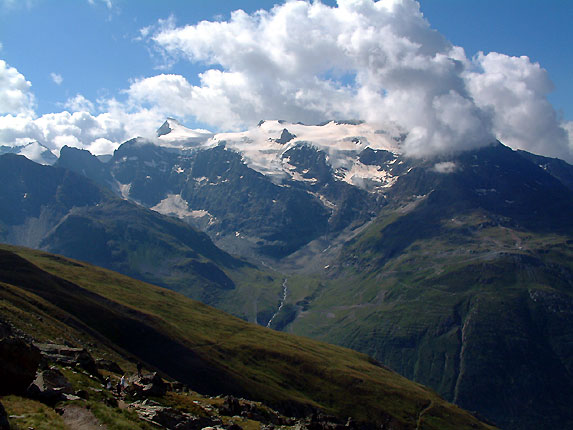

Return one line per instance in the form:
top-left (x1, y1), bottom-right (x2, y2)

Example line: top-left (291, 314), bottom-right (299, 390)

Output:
top-left (339, 162), bottom-right (394, 187)
top-left (475, 188), bottom-right (497, 195)
top-left (433, 161), bottom-right (458, 174)
top-left (189, 209), bottom-right (210, 218)
top-left (119, 183), bottom-right (131, 200)
top-left (151, 194), bottom-right (212, 220)
top-left (308, 191), bottom-right (336, 210)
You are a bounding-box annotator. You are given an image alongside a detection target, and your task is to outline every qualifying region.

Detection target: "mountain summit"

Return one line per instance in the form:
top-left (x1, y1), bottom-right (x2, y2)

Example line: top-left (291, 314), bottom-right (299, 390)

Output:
top-left (156, 118), bottom-right (215, 149)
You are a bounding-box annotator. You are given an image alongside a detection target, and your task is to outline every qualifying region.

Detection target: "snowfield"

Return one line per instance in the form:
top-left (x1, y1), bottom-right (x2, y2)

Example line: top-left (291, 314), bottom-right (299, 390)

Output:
top-left (156, 119), bottom-right (403, 190)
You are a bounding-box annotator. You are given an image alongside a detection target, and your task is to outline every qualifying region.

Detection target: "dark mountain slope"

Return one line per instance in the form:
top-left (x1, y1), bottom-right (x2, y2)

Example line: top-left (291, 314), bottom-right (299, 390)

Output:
top-left (517, 149), bottom-right (573, 191)
top-left (0, 244), bottom-right (495, 430)
top-left (55, 145), bottom-right (115, 190)
top-left (0, 154), bottom-right (281, 311)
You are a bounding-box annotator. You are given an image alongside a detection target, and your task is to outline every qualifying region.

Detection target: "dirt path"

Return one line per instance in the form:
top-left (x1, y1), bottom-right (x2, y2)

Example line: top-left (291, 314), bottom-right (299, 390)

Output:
top-left (416, 400), bottom-right (434, 430)
top-left (61, 405), bottom-right (107, 430)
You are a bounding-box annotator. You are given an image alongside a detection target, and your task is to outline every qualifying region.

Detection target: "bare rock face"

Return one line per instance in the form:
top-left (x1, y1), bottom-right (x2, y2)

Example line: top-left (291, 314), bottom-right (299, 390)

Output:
top-left (0, 337), bottom-right (41, 395)
top-left (34, 343), bottom-right (101, 379)
top-left (275, 128), bottom-right (296, 144)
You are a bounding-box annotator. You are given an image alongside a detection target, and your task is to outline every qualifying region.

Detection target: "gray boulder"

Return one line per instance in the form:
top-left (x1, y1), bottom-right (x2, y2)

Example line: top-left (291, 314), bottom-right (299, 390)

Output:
top-left (27, 367), bottom-right (73, 404)
top-left (126, 372), bottom-right (167, 398)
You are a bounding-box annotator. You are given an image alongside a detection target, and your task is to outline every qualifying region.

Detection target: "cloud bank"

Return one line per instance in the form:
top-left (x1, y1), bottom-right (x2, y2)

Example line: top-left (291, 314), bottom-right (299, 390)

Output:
top-left (0, 0), bottom-right (571, 162)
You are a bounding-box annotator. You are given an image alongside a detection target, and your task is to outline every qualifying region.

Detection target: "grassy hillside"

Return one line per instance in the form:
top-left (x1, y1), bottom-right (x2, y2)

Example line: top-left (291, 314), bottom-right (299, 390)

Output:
top-left (0, 244), bottom-right (493, 430)
top-left (286, 208), bottom-right (573, 430)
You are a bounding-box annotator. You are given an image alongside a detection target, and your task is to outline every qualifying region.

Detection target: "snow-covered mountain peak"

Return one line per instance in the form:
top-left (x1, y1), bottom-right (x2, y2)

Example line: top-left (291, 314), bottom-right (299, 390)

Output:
top-left (153, 119), bottom-right (403, 190)
top-left (0, 141), bottom-right (58, 165)
top-left (156, 118), bottom-right (215, 149)
top-left (211, 120), bottom-right (402, 188)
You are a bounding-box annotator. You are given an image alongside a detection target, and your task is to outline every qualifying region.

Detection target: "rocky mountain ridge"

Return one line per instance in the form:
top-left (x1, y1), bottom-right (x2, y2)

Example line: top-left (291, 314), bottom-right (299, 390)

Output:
top-left (54, 119), bottom-right (413, 260)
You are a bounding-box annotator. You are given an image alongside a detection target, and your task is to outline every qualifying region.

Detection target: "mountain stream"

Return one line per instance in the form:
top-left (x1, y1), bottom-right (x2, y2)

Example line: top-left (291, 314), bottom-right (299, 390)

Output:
top-left (267, 279), bottom-right (288, 328)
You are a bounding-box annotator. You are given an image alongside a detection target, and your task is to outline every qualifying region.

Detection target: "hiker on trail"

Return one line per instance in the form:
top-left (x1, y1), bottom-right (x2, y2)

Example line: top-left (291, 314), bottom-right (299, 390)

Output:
top-left (137, 361), bottom-right (142, 377)
top-left (105, 376), bottom-right (112, 390)
top-left (117, 374), bottom-right (127, 395)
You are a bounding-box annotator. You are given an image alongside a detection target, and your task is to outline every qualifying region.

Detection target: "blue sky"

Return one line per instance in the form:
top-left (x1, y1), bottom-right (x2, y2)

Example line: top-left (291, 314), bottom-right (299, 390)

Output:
top-left (420, 0), bottom-right (572, 122)
top-left (0, 0), bottom-right (571, 160)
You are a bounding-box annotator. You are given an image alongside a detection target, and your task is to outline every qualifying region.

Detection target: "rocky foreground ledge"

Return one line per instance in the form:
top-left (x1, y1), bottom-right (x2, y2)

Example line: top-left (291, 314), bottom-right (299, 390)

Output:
top-left (0, 336), bottom-right (360, 430)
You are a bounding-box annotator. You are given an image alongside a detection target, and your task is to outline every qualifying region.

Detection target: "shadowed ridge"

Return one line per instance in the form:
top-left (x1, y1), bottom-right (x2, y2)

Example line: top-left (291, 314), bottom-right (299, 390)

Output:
top-left (0, 249), bottom-right (244, 396)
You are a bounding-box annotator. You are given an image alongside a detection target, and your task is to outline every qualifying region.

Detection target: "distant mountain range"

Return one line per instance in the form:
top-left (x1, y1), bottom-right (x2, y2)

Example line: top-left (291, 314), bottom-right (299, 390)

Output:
top-left (0, 153), bottom-right (282, 314)
top-left (2, 118), bottom-right (573, 429)
top-left (55, 119), bottom-right (407, 260)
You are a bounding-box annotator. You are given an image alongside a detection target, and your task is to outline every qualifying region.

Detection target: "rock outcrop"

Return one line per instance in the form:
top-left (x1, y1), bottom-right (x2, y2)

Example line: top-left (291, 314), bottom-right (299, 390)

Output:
top-left (218, 396), bottom-right (290, 426)
top-left (34, 343), bottom-right (101, 379)
top-left (125, 372), bottom-right (168, 398)
top-left (276, 128), bottom-right (296, 144)
top-left (130, 399), bottom-right (222, 430)
top-left (27, 367), bottom-right (74, 404)
top-left (0, 337), bottom-right (41, 395)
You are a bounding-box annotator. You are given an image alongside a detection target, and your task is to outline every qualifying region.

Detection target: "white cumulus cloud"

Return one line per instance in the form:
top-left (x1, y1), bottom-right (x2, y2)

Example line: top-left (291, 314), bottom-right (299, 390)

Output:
top-left (0, 59), bottom-right (35, 116)
top-left (465, 52), bottom-right (571, 161)
top-left (0, 62), bottom-right (132, 155)
top-left (0, 0), bottom-right (571, 163)
top-left (50, 72), bottom-right (63, 85)
top-left (144, 0), bottom-right (571, 161)
top-left (64, 94), bottom-right (95, 113)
